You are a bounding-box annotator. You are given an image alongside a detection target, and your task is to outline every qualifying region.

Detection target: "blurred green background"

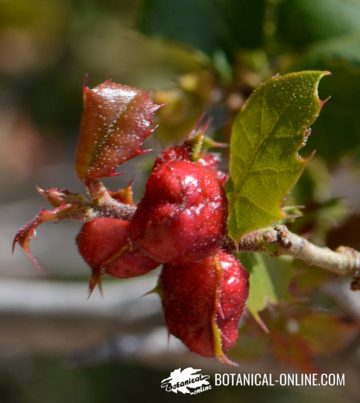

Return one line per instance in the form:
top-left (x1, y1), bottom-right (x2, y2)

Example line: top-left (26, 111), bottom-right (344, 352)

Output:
top-left (0, 0), bottom-right (359, 402)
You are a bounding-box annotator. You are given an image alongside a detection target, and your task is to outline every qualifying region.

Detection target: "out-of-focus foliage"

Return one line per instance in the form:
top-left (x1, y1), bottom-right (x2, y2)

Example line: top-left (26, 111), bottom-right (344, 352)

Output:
top-left (0, 0), bottom-right (198, 143)
top-left (295, 38), bottom-right (360, 160)
top-left (139, 0), bottom-right (360, 161)
top-left (138, 0), bottom-right (266, 57)
top-left (276, 0), bottom-right (360, 161)
top-left (276, 0), bottom-right (360, 46)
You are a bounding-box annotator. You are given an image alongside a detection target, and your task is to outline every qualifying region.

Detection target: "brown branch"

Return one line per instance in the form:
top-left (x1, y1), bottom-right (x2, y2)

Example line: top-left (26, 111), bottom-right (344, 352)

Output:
top-left (237, 225), bottom-right (360, 290)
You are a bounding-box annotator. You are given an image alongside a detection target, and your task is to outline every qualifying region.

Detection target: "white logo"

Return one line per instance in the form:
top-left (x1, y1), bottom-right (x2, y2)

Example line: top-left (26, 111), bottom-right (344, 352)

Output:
top-left (161, 367), bottom-right (212, 395)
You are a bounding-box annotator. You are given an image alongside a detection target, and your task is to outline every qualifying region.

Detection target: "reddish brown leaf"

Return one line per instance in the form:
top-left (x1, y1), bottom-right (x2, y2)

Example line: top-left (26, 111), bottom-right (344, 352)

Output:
top-left (76, 80), bottom-right (160, 182)
top-left (12, 204), bottom-right (74, 270)
top-left (298, 312), bottom-right (360, 356)
top-left (270, 331), bottom-right (318, 373)
top-left (37, 186), bottom-right (88, 208)
top-left (12, 183), bottom-right (94, 269)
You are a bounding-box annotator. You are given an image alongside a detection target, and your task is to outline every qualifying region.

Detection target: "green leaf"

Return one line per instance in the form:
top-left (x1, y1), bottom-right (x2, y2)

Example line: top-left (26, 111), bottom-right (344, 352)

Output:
top-left (227, 71), bottom-right (327, 240)
top-left (137, 0), bottom-right (266, 57)
top-left (240, 253), bottom-right (293, 326)
top-left (277, 0), bottom-right (360, 48)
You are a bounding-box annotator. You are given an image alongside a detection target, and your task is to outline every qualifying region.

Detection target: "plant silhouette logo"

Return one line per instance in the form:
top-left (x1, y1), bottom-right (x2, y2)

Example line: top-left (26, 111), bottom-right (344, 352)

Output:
top-left (161, 367), bottom-right (212, 395)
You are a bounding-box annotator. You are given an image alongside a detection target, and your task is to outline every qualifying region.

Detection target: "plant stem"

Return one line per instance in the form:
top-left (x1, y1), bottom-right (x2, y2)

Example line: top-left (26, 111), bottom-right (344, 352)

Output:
top-left (87, 180), bottom-right (136, 220)
top-left (236, 225), bottom-right (360, 290)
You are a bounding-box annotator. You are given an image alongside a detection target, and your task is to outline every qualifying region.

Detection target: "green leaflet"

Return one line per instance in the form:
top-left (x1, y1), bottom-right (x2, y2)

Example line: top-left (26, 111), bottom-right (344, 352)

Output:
top-left (240, 253), bottom-right (293, 327)
top-left (227, 71), bottom-right (328, 240)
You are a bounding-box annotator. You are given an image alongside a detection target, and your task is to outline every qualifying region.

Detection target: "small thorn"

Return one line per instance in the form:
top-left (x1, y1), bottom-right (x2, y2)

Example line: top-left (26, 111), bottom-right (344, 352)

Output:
top-left (138, 285), bottom-right (160, 299)
top-left (187, 114), bottom-right (211, 140)
top-left (36, 185), bottom-right (45, 195)
top-left (217, 353), bottom-right (238, 367)
top-left (83, 73), bottom-right (89, 91)
top-left (147, 123), bottom-right (159, 136)
top-left (248, 309), bottom-right (269, 333)
top-left (88, 273), bottom-right (103, 299)
top-left (98, 281), bottom-right (104, 298)
top-left (151, 103), bottom-right (163, 113)
top-left (257, 318), bottom-right (269, 333)
top-left (320, 96), bottom-right (331, 108)
top-left (286, 213), bottom-right (303, 220)
top-left (284, 204), bottom-right (305, 211)
top-left (141, 148), bottom-right (153, 155)
top-left (11, 238), bottom-right (17, 254)
top-left (102, 244), bottom-right (130, 268)
top-left (217, 304), bottom-right (225, 320)
top-left (109, 170), bottom-right (121, 178)
top-left (234, 241), bottom-right (240, 254)
top-left (203, 138), bottom-right (228, 149)
top-left (24, 247), bottom-right (42, 272)
top-left (302, 149), bottom-right (316, 164)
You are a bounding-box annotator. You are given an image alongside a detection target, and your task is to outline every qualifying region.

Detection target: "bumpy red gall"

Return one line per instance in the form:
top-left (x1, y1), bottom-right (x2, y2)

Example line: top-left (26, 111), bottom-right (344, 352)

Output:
top-left (159, 250), bottom-right (249, 364)
top-left (129, 160), bottom-right (227, 264)
top-left (76, 217), bottom-right (159, 290)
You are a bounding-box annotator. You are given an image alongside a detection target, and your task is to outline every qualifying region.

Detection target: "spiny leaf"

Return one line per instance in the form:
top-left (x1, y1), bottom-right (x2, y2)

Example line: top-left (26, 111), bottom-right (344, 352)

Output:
top-left (76, 80), bottom-right (160, 183)
top-left (12, 204), bottom-right (76, 270)
top-left (227, 71), bottom-right (328, 240)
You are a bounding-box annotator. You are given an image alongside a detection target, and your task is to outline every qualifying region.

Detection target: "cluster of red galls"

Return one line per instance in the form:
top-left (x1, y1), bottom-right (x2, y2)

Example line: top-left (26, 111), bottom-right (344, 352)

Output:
top-left (77, 142), bottom-right (249, 364)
